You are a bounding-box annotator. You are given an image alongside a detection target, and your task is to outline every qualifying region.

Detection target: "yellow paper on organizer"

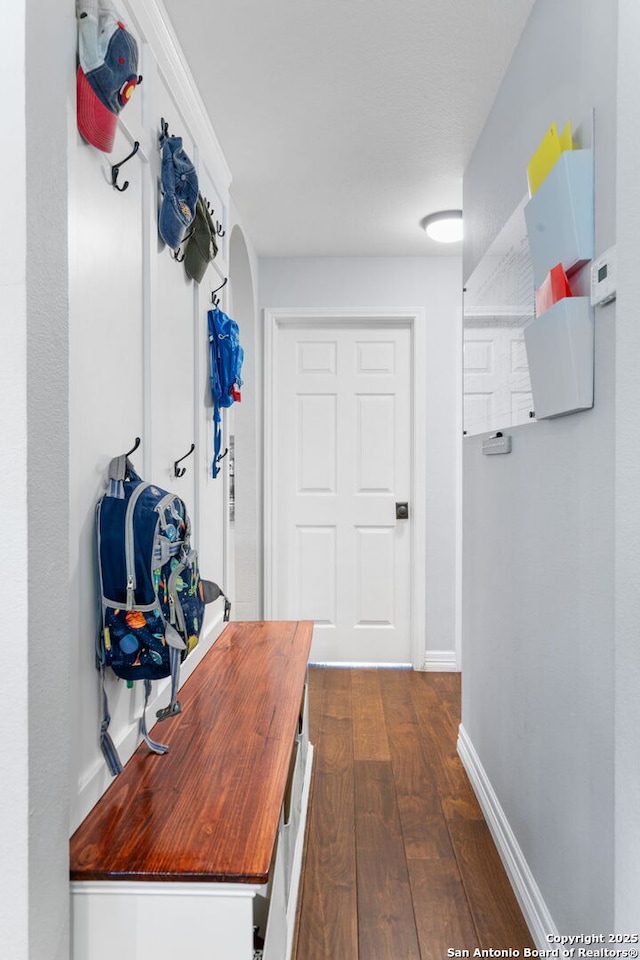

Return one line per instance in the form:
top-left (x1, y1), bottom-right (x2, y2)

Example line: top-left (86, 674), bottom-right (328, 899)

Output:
top-left (558, 119), bottom-right (573, 153)
top-left (527, 120), bottom-right (573, 196)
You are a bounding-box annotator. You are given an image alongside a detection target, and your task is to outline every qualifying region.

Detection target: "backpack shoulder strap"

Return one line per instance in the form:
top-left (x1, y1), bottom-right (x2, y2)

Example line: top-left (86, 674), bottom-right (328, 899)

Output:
top-left (99, 666), bottom-right (124, 777)
top-left (207, 308), bottom-right (224, 478)
top-left (107, 454), bottom-right (141, 498)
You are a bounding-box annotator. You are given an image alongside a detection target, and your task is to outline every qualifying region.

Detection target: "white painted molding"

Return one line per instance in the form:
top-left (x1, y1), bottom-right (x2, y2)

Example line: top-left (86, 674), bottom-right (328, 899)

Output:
top-left (420, 651), bottom-right (458, 672)
top-left (310, 661), bottom-right (412, 669)
top-left (285, 743), bottom-right (314, 960)
top-left (457, 724), bottom-right (558, 949)
top-left (262, 307), bottom-right (427, 669)
top-left (454, 288), bottom-right (463, 673)
top-left (71, 880), bottom-right (263, 898)
top-left (262, 308), bottom-right (278, 621)
top-left (123, 0), bottom-right (232, 194)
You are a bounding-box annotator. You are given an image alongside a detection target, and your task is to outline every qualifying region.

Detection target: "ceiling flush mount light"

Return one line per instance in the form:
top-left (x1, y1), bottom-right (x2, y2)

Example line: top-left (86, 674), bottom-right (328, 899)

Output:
top-left (420, 209), bottom-right (463, 243)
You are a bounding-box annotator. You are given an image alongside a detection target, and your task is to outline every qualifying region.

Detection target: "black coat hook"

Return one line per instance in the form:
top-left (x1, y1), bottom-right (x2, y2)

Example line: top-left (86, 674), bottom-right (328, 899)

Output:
top-left (125, 436), bottom-right (141, 458)
top-left (160, 117), bottom-right (170, 138)
top-left (111, 141), bottom-right (140, 192)
top-left (174, 443), bottom-right (195, 477)
top-left (203, 197), bottom-right (220, 228)
top-left (123, 436), bottom-right (141, 479)
top-left (211, 277), bottom-right (228, 306)
top-left (170, 226), bottom-right (194, 262)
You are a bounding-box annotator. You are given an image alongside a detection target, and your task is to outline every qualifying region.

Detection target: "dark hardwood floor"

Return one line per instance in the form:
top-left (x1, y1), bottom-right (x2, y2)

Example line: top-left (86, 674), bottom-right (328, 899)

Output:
top-left (293, 666), bottom-right (534, 960)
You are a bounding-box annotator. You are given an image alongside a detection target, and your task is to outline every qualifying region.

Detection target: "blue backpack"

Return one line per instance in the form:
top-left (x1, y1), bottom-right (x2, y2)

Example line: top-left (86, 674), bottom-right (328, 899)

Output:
top-left (207, 306), bottom-right (244, 477)
top-left (96, 454), bottom-right (229, 776)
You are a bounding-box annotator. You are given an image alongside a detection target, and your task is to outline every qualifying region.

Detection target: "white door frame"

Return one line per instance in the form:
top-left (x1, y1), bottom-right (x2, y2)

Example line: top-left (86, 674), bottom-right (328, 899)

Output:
top-left (263, 308), bottom-right (427, 670)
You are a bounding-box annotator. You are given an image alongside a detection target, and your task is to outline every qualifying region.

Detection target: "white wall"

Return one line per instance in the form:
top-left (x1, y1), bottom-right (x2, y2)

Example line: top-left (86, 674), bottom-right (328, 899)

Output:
top-left (68, 0), bottom-right (242, 830)
top-left (26, 1), bottom-right (75, 948)
top-left (259, 256), bottom-right (462, 665)
top-left (462, 0), bottom-right (618, 936)
top-left (614, 0), bottom-right (640, 928)
top-left (3, 2), bottom-right (257, 952)
top-left (1, 7), bottom-right (31, 957)
top-left (0, 3), bottom-right (74, 958)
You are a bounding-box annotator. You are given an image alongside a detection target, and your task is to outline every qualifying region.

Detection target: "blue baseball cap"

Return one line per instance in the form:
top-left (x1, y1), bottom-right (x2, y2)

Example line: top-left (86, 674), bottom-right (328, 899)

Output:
top-left (158, 134), bottom-right (199, 251)
top-left (76, 1), bottom-right (140, 154)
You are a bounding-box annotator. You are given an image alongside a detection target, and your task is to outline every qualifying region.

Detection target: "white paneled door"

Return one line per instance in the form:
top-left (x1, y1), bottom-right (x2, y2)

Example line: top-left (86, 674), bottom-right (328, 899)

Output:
top-left (268, 316), bottom-right (415, 664)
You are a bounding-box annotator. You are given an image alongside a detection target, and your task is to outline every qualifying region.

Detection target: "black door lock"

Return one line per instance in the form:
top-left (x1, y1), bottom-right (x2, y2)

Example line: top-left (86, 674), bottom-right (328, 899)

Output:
top-left (395, 502), bottom-right (409, 520)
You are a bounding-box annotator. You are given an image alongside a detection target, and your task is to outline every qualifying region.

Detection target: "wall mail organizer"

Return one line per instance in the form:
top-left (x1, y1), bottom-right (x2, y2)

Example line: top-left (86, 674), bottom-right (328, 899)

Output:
top-left (524, 297), bottom-right (594, 419)
top-left (524, 148), bottom-right (594, 288)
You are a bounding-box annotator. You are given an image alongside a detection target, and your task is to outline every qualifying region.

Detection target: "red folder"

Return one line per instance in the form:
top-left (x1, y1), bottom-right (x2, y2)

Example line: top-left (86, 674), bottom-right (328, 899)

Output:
top-left (535, 263), bottom-right (572, 316)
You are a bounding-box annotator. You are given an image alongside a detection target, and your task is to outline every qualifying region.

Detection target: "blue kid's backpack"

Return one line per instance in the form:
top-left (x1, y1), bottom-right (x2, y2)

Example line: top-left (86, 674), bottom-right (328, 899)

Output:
top-left (96, 453), bottom-right (230, 776)
top-left (207, 306), bottom-right (244, 477)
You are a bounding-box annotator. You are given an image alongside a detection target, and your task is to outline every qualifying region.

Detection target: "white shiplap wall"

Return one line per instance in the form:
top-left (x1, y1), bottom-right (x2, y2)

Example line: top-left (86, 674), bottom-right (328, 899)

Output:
top-left (68, 0), bottom-right (241, 829)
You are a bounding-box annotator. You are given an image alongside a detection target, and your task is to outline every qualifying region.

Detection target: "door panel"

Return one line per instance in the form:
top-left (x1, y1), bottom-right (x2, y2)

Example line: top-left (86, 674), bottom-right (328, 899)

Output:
top-left (464, 325), bottom-right (533, 434)
top-left (295, 526), bottom-right (337, 625)
top-left (355, 526), bottom-right (396, 624)
top-left (297, 394), bottom-right (337, 491)
top-left (357, 393), bottom-right (395, 490)
top-left (274, 321), bottom-right (412, 663)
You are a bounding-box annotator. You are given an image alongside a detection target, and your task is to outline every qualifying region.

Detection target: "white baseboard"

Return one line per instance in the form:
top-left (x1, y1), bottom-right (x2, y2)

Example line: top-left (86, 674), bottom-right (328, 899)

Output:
top-left (419, 650), bottom-right (458, 672)
top-left (457, 724), bottom-right (558, 949)
top-left (309, 661), bottom-right (412, 669)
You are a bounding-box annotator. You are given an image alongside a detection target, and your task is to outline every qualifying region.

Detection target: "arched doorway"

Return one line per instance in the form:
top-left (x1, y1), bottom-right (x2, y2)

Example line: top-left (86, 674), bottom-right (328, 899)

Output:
top-left (228, 225), bottom-right (261, 618)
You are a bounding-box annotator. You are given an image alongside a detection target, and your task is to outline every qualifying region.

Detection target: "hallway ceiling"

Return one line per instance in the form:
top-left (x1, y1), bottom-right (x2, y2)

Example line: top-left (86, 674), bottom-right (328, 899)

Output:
top-left (161, 0), bottom-right (536, 257)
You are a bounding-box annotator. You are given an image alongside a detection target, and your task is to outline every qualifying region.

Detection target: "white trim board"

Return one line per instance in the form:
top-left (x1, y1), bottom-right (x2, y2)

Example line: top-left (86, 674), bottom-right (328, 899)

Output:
top-left (123, 0), bottom-right (232, 194)
top-left (310, 661), bottom-right (412, 669)
top-left (263, 307), bottom-right (428, 670)
top-left (457, 724), bottom-right (558, 948)
top-left (284, 742), bottom-right (314, 960)
top-left (420, 650), bottom-right (458, 672)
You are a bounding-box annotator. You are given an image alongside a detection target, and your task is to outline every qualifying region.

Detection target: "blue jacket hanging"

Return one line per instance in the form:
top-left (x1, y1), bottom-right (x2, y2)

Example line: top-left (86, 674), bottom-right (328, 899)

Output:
top-left (207, 306), bottom-right (244, 477)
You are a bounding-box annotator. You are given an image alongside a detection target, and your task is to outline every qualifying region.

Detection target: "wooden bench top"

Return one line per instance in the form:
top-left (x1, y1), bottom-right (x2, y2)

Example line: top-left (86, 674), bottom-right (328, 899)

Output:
top-left (70, 620), bottom-right (313, 885)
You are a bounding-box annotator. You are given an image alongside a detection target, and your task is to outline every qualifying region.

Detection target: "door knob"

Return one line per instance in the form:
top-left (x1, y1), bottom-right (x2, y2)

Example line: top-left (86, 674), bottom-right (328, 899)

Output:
top-left (395, 501), bottom-right (409, 520)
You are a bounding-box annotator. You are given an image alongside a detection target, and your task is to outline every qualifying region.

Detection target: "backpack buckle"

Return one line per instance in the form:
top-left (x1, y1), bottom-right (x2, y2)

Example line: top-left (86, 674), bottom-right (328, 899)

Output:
top-left (156, 700), bottom-right (182, 722)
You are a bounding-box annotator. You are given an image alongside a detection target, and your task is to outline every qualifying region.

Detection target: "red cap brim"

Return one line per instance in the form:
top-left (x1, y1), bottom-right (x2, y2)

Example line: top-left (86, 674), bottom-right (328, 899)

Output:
top-left (76, 65), bottom-right (117, 154)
